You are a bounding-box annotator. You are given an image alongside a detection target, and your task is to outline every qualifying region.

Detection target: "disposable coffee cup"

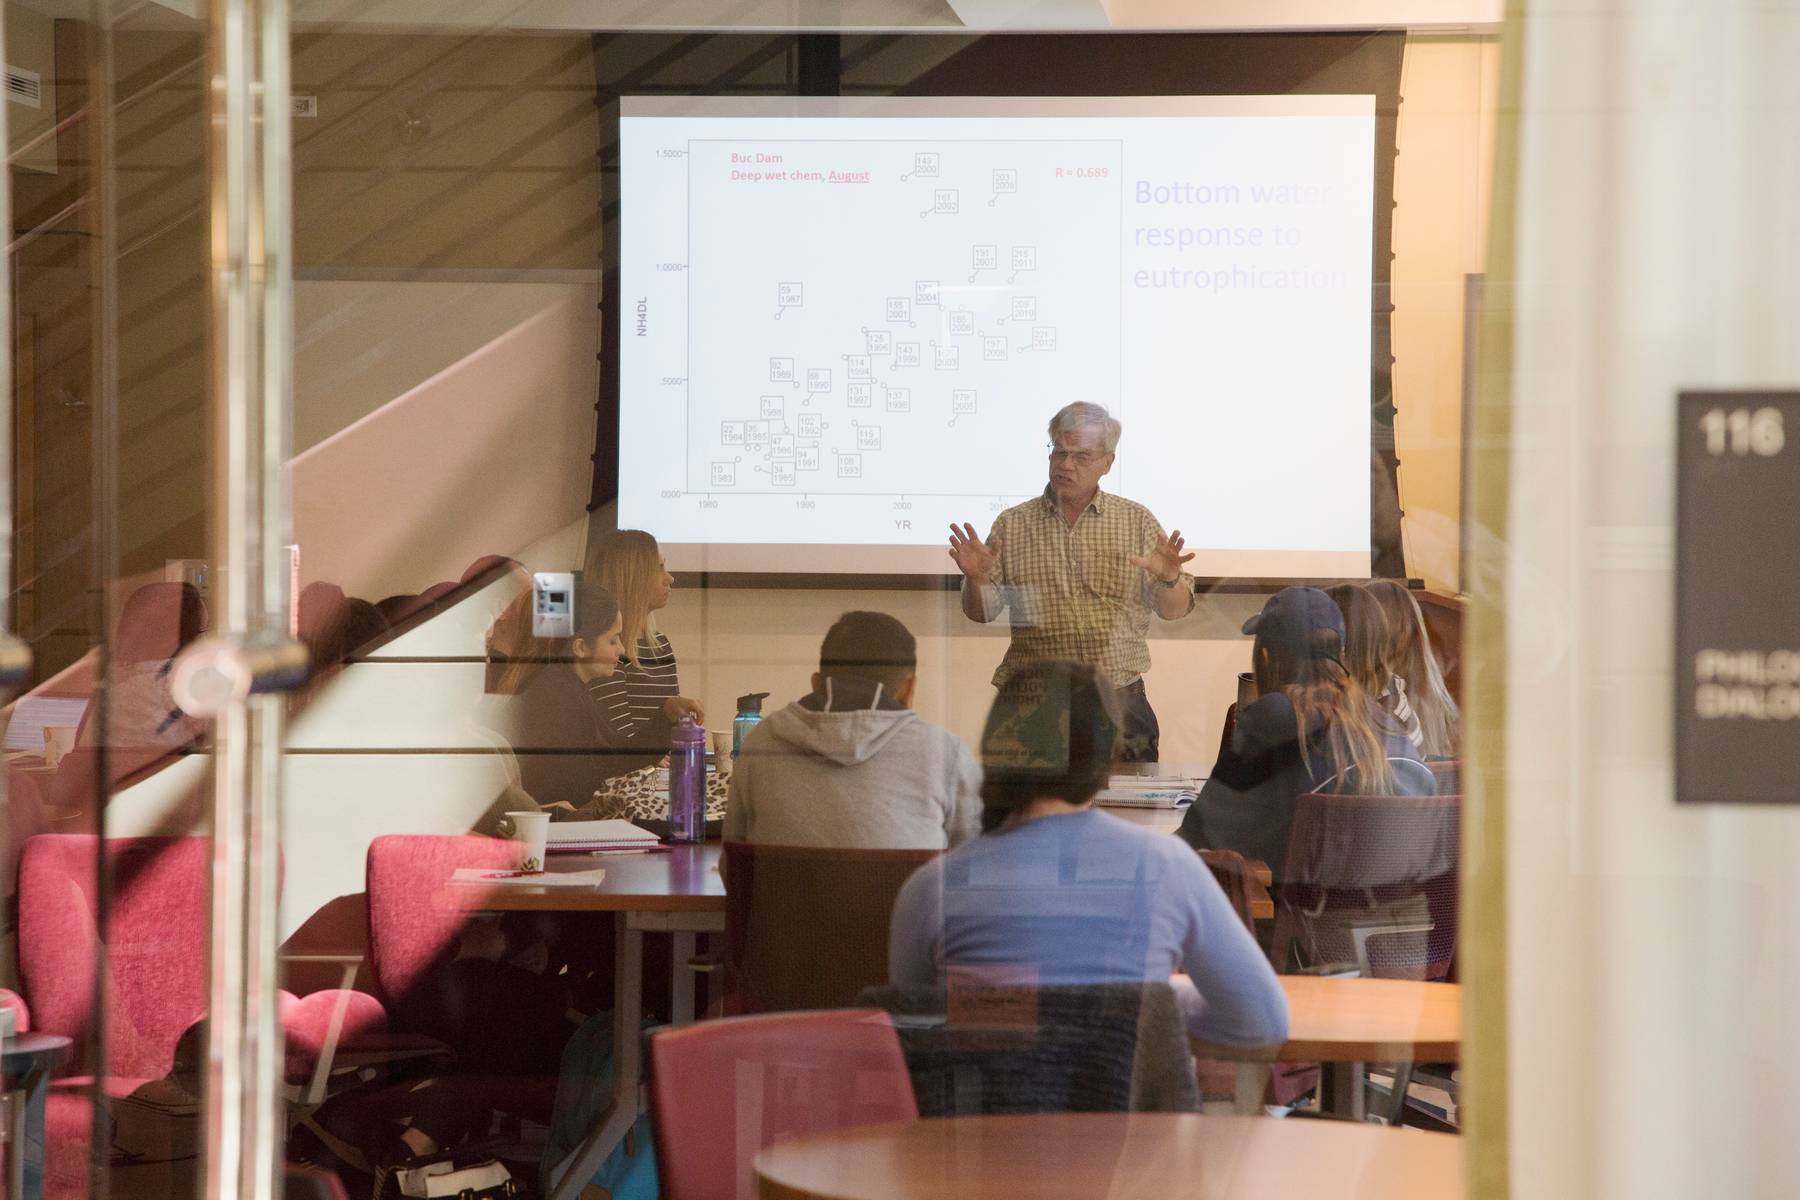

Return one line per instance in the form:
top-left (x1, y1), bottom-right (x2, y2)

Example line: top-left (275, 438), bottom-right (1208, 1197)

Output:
top-left (498, 809), bottom-right (549, 873)
top-left (709, 729), bottom-right (732, 767)
top-left (43, 724), bottom-right (78, 768)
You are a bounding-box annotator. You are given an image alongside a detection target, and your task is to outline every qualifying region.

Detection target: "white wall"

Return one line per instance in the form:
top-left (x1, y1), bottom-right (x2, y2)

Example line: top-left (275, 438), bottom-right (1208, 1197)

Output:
top-left (1501, 1), bottom-right (1800, 1195)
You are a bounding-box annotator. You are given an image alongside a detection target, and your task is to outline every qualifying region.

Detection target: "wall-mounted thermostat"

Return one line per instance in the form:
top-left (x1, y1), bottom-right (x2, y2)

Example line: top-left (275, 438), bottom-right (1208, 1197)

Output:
top-left (532, 572), bottom-right (576, 639)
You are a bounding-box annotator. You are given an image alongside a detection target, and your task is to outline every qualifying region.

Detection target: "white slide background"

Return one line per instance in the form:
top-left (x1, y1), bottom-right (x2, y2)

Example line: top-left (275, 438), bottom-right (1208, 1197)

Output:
top-left (620, 96), bottom-right (1374, 577)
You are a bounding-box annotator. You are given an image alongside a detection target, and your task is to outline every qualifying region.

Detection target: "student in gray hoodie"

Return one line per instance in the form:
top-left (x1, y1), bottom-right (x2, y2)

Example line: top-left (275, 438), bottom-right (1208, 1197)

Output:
top-left (724, 611), bottom-right (981, 849)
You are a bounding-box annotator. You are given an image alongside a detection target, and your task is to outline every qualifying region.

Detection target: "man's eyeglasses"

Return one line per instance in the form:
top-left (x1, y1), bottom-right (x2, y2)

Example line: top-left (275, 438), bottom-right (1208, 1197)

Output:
top-left (1047, 445), bottom-right (1106, 467)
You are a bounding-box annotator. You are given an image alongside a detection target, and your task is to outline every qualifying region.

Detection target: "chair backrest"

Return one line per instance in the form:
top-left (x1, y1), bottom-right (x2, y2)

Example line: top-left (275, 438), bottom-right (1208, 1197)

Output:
top-left (722, 841), bottom-right (939, 1014)
top-left (113, 581), bottom-right (206, 667)
top-left (16, 835), bottom-right (210, 1078)
top-left (1196, 848), bottom-right (1256, 933)
top-left (1274, 790), bottom-right (1461, 980)
top-left (1425, 758), bottom-right (1461, 794)
top-left (648, 1009), bottom-right (917, 1200)
top-left (365, 835), bottom-right (516, 1008)
top-left (858, 982), bottom-right (1201, 1117)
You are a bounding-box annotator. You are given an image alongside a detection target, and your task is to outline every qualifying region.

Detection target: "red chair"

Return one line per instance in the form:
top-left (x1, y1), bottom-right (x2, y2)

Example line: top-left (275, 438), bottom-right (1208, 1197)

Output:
top-left (364, 835), bottom-right (574, 1122)
top-left (2, 836), bottom-right (380, 1200)
top-left (648, 1010), bottom-right (917, 1200)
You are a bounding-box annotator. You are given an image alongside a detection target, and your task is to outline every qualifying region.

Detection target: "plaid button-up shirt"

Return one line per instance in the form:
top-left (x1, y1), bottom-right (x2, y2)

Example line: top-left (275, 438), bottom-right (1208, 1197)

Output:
top-left (965, 487), bottom-right (1196, 689)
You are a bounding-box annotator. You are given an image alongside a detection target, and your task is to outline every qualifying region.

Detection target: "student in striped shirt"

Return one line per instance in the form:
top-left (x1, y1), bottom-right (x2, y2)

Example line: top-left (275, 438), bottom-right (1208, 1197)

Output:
top-left (584, 530), bottom-right (707, 778)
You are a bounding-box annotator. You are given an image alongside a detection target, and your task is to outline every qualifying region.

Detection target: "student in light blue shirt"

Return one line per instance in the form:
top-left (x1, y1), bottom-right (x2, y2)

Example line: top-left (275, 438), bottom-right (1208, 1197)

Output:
top-left (888, 660), bottom-right (1288, 1048)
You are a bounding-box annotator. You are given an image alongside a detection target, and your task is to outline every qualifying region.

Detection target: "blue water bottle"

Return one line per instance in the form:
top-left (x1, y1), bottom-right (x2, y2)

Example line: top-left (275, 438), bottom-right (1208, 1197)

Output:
top-left (732, 692), bottom-right (770, 758)
top-left (667, 715), bottom-right (706, 844)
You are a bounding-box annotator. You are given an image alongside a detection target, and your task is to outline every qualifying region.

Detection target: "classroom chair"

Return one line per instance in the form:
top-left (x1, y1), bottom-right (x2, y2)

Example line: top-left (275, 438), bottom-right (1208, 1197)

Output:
top-left (648, 1009), bottom-right (917, 1200)
top-left (1196, 848), bottom-right (1257, 933)
top-left (721, 842), bottom-right (939, 1014)
top-left (3, 835), bottom-right (381, 1200)
top-left (1272, 790), bottom-right (1461, 981)
top-left (859, 982), bottom-right (1201, 1117)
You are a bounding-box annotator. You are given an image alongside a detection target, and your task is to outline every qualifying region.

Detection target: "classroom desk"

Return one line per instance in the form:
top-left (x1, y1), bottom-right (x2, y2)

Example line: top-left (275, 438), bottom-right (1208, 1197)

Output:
top-left (754, 1113), bottom-right (1462, 1200)
top-left (442, 844), bottom-right (724, 1200)
top-left (1193, 977), bottom-right (1462, 1119)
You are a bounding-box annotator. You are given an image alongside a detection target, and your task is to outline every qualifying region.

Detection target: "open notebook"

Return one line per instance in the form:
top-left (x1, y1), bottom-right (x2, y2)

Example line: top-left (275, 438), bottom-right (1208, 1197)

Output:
top-left (545, 819), bottom-right (662, 853)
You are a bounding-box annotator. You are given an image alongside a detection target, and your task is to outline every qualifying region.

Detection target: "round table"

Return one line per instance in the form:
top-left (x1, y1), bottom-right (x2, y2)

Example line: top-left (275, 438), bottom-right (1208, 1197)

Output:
top-left (1191, 977), bottom-right (1461, 1119)
top-left (755, 1112), bottom-right (1462, 1200)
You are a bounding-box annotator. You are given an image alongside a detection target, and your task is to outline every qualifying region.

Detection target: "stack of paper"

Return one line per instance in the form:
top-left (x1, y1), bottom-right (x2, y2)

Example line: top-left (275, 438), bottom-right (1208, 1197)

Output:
top-left (544, 819), bottom-right (663, 853)
top-left (1094, 775), bottom-right (1199, 809)
top-left (450, 867), bottom-right (608, 887)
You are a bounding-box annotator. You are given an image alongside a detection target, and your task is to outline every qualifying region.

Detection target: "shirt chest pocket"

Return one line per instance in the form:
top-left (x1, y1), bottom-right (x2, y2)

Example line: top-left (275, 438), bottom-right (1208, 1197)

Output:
top-left (1071, 536), bottom-right (1139, 605)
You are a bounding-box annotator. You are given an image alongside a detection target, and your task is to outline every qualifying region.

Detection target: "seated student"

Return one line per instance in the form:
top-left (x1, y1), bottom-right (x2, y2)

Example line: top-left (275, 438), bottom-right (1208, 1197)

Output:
top-left (508, 579), bottom-right (628, 807)
top-left (1177, 587), bottom-right (1431, 880)
top-left (1326, 581), bottom-right (1424, 751)
top-left (887, 660), bottom-right (1287, 1046)
top-left (724, 611), bottom-right (980, 849)
top-left (1365, 577), bottom-right (1461, 759)
top-left (584, 529), bottom-right (706, 778)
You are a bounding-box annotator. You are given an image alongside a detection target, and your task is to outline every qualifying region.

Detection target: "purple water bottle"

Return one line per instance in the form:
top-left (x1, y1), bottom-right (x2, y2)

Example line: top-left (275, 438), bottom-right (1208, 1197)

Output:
top-left (667, 715), bottom-right (706, 844)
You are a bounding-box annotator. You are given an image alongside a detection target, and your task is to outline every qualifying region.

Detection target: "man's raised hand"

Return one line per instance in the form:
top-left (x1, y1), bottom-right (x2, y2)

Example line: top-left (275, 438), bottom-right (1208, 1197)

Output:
top-left (1129, 528), bottom-right (1196, 584)
top-left (947, 522), bottom-right (1002, 581)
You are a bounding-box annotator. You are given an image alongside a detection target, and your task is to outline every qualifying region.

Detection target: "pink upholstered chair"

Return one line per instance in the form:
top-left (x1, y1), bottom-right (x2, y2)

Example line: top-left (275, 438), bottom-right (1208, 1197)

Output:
top-left (364, 835), bottom-right (571, 1123)
top-left (648, 1010), bottom-right (918, 1200)
top-left (2, 835), bottom-right (384, 1200)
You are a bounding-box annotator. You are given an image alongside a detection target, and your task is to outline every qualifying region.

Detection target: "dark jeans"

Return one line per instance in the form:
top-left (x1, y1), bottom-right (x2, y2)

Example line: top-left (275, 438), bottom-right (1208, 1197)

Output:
top-left (1116, 678), bottom-right (1161, 763)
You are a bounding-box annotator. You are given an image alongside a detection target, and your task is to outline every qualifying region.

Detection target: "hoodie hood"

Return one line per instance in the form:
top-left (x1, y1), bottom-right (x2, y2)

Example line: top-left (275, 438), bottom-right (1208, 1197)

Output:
top-left (762, 682), bottom-right (921, 767)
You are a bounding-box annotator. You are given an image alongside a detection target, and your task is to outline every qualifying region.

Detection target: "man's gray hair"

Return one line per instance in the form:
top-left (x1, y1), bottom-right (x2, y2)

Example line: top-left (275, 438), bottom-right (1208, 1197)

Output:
top-left (1047, 402), bottom-right (1122, 454)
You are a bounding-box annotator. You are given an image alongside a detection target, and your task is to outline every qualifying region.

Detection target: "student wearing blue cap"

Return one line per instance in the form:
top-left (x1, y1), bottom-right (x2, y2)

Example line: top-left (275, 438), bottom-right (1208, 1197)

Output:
top-left (1176, 586), bottom-right (1432, 880)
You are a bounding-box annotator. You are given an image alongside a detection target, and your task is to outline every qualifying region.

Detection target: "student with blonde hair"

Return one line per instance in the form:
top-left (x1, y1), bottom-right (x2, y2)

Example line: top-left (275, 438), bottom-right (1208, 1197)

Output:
top-left (1326, 582), bottom-right (1423, 751)
top-left (584, 530), bottom-right (707, 778)
top-left (1364, 578), bottom-right (1460, 759)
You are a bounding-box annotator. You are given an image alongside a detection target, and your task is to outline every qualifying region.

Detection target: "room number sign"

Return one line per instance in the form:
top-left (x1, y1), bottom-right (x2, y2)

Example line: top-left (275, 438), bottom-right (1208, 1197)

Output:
top-left (1676, 391), bottom-right (1800, 803)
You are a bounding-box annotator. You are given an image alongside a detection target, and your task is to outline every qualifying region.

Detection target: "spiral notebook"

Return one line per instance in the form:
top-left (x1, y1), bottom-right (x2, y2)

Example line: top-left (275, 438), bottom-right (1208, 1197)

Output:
top-left (545, 819), bottom-right (662, 852)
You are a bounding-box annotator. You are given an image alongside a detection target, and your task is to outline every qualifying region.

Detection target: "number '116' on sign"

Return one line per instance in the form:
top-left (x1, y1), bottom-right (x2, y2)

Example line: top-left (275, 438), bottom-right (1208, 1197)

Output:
top-left (1699, 406), bottom-right (1785, 457)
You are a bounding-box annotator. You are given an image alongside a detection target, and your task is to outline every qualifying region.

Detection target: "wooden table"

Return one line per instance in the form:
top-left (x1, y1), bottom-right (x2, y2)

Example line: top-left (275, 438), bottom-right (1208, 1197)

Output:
top-left (445, 844), bottom-right (724, 1200)
top-left (755, 1113), bottom-right (1462, 1200)
top-left (1193, 977), bottom-right (1462, 1119)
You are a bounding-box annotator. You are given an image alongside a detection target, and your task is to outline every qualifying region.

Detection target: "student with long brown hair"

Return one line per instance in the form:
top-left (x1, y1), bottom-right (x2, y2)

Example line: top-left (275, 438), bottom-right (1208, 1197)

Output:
top-left (584, 529), bottom-right (706, 776)
top-left (1326, 581), bottom-right (1424, 751)
top-left (1177, 587), bottom-right (1431, 880)
top-left (1365, 577), bottom-right (1460, 759)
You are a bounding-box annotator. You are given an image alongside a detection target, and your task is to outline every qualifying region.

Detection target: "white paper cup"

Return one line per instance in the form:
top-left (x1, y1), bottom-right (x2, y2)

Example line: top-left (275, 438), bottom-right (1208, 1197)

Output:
top-left (499, 809), bottom-right (549, 873)
top-left (43, 724), bottom-right (78, 768)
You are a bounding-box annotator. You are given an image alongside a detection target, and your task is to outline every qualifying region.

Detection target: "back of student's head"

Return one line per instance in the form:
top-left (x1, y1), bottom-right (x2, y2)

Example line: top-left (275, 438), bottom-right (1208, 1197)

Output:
top-left (1325, 582), bottom-right (1390, 697)
top-left (1364, 577), bottom-right (1460, 757)
top-left (575, 579), bottom-right (621, 642)
top-left (977, 660), bottom-right (1121, 832)
top-left (818, 611), bottom-right (917, 695)
top-left (1245, 587), bottom-right (1394, 793)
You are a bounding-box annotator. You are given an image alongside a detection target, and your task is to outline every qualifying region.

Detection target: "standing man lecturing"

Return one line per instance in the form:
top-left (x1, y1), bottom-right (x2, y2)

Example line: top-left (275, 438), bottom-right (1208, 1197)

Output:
top-left (948, 401), bottom-right (1196, 761)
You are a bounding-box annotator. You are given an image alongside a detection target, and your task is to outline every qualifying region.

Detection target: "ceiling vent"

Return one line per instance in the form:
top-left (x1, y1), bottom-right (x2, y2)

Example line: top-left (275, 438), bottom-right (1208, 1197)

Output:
top-left (7, 66), bottom-right (42, 109)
